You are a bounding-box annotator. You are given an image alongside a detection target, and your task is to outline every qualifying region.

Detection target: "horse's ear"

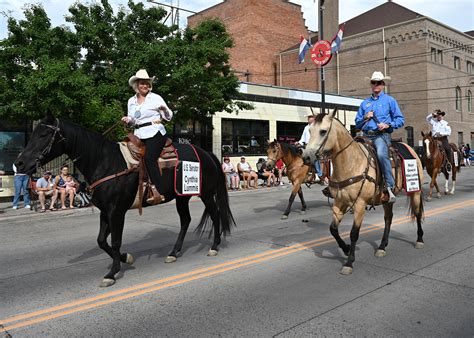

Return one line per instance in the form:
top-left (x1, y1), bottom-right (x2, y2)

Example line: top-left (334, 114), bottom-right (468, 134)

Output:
top-left (428, 131), bottom-right (432, 137)
top-left (44, 110), bottom-right (55, 123)
top-left (329, 108), bottom-right (337, 119)
top-left (421, 131), bottom-right (425, 137)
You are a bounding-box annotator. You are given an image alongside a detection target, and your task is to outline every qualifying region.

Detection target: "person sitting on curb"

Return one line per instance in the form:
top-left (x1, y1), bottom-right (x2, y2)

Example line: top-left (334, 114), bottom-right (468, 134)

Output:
top-left (35, 171), bottom-right (59, 212)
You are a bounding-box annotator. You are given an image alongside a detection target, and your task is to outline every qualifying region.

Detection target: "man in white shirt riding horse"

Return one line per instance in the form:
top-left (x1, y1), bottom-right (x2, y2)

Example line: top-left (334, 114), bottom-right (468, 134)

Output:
top-left (426, 109), bottom-right (454, 171)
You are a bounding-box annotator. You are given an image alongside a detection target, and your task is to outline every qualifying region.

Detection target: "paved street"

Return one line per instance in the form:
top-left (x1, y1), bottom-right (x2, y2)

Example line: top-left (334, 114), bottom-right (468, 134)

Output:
top-left (1, 169), bottom-right (473, 337)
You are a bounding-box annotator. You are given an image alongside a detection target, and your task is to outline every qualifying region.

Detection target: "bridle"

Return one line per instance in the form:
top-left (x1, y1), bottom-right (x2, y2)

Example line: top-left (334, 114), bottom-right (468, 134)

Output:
top-left (37, 118), bottom-right (66, 162)
top-left (311, 117), bottom-right (353, 161)
top-left (266, 142), bottom-right (282, 167)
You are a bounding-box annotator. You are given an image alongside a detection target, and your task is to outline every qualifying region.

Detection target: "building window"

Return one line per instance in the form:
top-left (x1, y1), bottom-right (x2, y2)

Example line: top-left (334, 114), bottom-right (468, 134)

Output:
top-left (458, 132), bottom-right (463, 146)
top-left (468, 90), bottom-right (472, 113)
top-left (454, 56), bottom-right (461, 70)
top-left (430, 48), bottom-right (437, 63)
top-left (276, 121), bottom-right (306, 144)
top-left (405, 126), bottom-right (414, 147)
top-left (221, 119), bottom-right (269, 156)
top-left (467, 61), bottom-right (473, 74)
top-left (455, 87), bottom-right (462, 111)
top-left (437, 50), bottom-right (443, 64)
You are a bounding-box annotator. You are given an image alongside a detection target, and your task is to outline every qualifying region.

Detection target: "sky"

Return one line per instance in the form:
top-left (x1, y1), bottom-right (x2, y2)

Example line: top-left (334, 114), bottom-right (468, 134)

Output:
top-left (0, 0), bottom-right (473, 40)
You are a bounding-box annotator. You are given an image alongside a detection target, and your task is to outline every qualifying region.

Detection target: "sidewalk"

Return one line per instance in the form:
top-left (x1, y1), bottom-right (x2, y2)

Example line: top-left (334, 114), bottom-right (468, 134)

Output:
top-left (0, 179), bottom-right (297, 222)
top-left (0, 201), bottom-right (98, 222)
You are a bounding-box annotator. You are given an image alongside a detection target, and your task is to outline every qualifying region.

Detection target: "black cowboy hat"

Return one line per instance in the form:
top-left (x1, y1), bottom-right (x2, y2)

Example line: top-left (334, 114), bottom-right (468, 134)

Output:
top-left (435, 111), bottom-right (446, 116)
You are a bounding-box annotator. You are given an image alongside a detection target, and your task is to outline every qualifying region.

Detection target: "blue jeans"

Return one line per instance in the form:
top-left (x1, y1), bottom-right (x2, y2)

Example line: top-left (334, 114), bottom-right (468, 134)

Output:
top-left (13, 174), bottom-right (30, 207)
top-left (313, 160), bottom-right (323, 177)
top-left (369, 133), bottom-right (394, 188)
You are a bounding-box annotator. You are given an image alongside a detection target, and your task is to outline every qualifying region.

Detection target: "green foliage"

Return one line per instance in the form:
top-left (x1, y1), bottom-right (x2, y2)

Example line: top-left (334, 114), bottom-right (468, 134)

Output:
top-left (0, 0), bottom-right (251, 137)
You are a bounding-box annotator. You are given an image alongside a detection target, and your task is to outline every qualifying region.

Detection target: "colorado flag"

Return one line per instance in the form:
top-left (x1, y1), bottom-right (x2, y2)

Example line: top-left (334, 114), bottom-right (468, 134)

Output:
top-left (298, 35), bottom-right (312, 64)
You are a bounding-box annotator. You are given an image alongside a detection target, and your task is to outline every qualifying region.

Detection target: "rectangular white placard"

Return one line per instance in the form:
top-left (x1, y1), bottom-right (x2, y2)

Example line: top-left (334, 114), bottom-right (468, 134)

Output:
top-left (182, 161), bottom-right (200, 195)
top-left (403, 159), bottom-right (420, 193)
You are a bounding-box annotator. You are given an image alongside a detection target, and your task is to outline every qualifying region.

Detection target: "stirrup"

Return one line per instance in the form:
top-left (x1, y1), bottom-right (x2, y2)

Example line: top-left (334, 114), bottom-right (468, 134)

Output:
top-left (147, 184), bottom-right (165, 205)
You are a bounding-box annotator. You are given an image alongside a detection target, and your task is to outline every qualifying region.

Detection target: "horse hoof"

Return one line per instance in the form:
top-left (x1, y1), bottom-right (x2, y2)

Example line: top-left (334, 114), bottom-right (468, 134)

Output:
top-left (281, 215), bottom-right (288, 220)
top-left (436, 193), bottom-right (441, 198)
top-left (426, 197), bottom-right (432, 202)
top-left (299, 210), bottom-right (306, 215)
top-left (164, 256), bottom-right (177, 263)
top-left (448, 191), bottom-right (454, 195)
top-left (339, 266), bottom-right (353, 275)
top-left (415, 242), bottom-right (425, 249)
top-left (99, 278), bottom-right (115, 287)
top-left (125, 253), bottom-right (135, 265)
top-left (374, 249), bottom-right (387, 257)
top-left (207, 249), bottom-right (218, 257)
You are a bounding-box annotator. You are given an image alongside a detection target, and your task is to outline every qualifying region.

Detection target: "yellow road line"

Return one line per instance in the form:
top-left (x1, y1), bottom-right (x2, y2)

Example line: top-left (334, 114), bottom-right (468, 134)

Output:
top-left (2, 199), bottom-right (473, 331)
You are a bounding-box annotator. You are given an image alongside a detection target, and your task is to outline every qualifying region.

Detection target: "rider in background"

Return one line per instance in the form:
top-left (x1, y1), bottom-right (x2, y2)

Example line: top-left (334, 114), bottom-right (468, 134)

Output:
top-left (296, 113), bottom-right (323, 182)
top-left (426, 109), bottom-right (454, 171)
top-left (355, 71), bottom-right (405, 204)
top-left (121, 69), bottom-right (173, 203)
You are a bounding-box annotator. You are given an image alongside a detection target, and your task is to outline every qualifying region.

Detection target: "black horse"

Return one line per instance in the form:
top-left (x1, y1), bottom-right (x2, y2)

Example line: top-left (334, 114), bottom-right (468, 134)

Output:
top-left (15, 115), bottom-right (235, 287)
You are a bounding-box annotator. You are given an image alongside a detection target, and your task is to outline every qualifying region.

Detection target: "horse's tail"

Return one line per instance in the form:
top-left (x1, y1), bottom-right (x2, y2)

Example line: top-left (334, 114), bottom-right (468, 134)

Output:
top-left (408, 190), bottom-right (424, 222)
top-left (196, 152), bottom-right (236, 237)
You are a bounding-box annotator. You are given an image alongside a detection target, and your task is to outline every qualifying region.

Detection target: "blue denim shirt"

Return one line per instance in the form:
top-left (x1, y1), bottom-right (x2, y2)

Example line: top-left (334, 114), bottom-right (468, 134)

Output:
top-left (355, 91), bottom-right (405, 133)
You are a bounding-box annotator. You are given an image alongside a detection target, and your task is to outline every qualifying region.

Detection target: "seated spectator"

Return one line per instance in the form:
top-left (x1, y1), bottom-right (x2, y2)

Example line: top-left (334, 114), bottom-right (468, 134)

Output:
top-left (237, 156), bottom-right (258, 189)
top-left (35, 171), bottom-right (58, 212)
top-left (274, 159), bottom-right (286, 185)
top-left (54, 165), bottom-right (77, 209)
top-left (257, 159), bottom-right (276, 187)
top-left (65, 175), bottom-right (77, 195)
top-left (222, 156), bottom-right (240, 190)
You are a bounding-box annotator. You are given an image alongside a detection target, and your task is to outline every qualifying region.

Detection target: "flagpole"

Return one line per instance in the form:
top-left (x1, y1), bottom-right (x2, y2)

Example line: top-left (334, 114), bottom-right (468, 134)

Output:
top-left (319, 0), bottom-right (325, 115)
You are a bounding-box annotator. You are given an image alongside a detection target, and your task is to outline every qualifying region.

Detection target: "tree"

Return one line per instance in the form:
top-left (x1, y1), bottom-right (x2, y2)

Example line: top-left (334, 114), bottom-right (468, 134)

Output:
top-left (0, 0), bottom-right (251, 136)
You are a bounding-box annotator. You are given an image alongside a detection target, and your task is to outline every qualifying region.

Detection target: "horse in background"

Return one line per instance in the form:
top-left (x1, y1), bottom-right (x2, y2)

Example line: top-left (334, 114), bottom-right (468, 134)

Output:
top-left (265, 140), bottom-right (317, 219)
top-left (302, 110), bottom-right (425, 275)
top-left (14, 116), bottom-right (235, 287)
top-left (421, 131), bottom-right (461, 200)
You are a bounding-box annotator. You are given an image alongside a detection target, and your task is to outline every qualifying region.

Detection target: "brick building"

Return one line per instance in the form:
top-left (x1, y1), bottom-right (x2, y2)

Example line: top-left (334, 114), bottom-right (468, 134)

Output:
top-left (189, 0), bottom-right (474, 148)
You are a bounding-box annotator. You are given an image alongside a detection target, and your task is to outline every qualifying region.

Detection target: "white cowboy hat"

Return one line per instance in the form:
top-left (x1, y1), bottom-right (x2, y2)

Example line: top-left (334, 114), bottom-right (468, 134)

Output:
top-left (365, 71), bottom-right (391, 84)
top-left (128, 69), bottom-right (155, 87)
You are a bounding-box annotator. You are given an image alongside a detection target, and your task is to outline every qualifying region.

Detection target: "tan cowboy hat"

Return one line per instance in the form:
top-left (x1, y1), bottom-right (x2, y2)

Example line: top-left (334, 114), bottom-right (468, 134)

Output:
top-left (365, 71), bottom-right (391, 84)
top-left (128, 69), bottom-right (155, 87)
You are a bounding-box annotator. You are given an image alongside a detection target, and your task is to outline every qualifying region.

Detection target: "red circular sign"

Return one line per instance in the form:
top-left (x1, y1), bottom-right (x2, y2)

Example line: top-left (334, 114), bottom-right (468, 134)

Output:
top-left (311, 40), bottom-right (332, 66)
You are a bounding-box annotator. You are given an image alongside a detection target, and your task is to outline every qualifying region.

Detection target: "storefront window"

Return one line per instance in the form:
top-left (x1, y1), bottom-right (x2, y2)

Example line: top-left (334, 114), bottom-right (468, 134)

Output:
top-left (276, 121), bottom-right (306, 144)
top-left (0, 132), bottom-right (25, 173)
top-left (221, 119), bottom-right (269, 155)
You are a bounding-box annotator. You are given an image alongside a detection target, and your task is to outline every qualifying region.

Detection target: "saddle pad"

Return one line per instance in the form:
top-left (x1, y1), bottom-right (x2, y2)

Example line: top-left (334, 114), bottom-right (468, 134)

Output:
top-left (174, 144), bottom-right (202, 196)
top-left (391, 141), bottom-right (415, 160)
top-left (118, 142), bottom-right (139, 169)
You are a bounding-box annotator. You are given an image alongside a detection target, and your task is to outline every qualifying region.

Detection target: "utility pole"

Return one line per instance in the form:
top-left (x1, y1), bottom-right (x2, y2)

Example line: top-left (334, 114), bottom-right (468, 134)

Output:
top-left (319, 0), bottom-right (326, 115)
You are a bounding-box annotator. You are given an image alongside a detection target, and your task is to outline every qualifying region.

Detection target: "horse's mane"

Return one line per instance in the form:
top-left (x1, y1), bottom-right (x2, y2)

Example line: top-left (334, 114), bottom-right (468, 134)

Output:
top-left (269, 140), bottom-right (299, 157)
top-left (60, 119), bottom-right (117, 152)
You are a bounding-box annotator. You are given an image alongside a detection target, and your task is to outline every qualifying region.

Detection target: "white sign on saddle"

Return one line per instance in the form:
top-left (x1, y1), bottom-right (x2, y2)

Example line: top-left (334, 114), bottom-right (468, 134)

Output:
top-left (403, 159), bottom-right (420, 193)
top-left (181, 161), bottom-right (200, 195)
top-left (453, 151), bottom-right (459, 167)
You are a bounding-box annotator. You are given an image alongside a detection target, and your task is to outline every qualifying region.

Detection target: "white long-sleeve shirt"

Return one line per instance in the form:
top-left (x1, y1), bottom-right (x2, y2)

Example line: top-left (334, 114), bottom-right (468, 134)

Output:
top-left (426, 114), bottom-right (451, 137)
top-left (298, 124), bottom-right (311, 145)
top-left (127, 92), bottom-right (173, 139)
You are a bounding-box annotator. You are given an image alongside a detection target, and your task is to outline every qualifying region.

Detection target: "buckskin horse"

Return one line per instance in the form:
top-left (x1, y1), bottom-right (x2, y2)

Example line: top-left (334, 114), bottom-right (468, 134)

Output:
top-left (14, 115), bottom-right (235, 287)
top-left (265, 140), bottom-right (311, 219)
top-left (302, 110), bottom-right (425, 275)
top-left (421, 131), bottom-right (460, 200)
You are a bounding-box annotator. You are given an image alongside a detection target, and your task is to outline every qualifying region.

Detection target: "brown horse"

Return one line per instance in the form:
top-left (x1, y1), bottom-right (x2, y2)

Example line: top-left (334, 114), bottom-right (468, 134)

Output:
top-left (421, 131), bottom-right (460, 200)
top-left (265, 141), bottom-right (312, 219)
top-left (302, 110), bottom-right (425, 275)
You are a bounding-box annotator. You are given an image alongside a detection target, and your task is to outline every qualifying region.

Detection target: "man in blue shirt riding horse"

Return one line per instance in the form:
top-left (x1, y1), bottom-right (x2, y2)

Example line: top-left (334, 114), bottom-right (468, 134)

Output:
top-left (355, 71), bottom-right (405, 204)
